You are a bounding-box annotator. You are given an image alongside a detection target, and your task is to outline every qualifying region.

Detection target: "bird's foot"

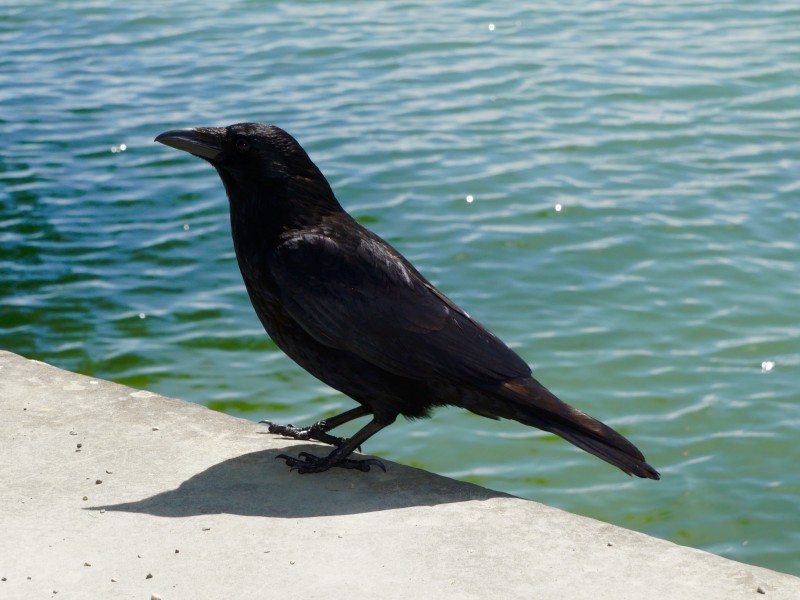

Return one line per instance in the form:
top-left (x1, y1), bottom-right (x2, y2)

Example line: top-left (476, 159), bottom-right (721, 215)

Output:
top-left (276, 451), bottom-right (386, 474)
top-left (259, 419), bottom-right (347, 447)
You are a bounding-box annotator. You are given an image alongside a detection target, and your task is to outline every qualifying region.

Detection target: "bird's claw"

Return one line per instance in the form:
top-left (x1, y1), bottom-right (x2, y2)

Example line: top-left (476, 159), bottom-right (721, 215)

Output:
top-left (259, 419), bottom-right (351, 447)
top-left (275, 451), bottom-right (385, 474)
top-left (259, 419), bottom-right (289, 435)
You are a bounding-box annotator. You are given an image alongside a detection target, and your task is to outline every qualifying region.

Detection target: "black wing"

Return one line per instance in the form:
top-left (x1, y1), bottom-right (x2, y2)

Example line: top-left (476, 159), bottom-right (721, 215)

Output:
top-left (270, 225), bottom-right (531, 389)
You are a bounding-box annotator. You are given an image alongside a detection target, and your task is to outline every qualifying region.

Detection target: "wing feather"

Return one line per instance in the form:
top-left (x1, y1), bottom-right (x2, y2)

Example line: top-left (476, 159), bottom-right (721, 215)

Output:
top-left (270, 226), bottom-right (531, 388)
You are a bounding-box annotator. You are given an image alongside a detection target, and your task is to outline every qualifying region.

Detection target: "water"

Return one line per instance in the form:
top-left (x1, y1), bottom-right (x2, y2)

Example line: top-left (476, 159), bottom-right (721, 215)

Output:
top-left (2, 0), bottom-right (799, 575)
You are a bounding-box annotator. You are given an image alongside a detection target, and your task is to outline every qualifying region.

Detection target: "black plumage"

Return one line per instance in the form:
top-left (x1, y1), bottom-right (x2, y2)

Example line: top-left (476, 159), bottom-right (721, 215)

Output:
top-left (155, 122), bottom-right (659, 480)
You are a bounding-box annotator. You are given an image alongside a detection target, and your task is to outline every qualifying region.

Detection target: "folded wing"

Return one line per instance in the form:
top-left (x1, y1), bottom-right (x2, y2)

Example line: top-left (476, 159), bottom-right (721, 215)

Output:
top-left (270, 224), bottom-right (532, 389)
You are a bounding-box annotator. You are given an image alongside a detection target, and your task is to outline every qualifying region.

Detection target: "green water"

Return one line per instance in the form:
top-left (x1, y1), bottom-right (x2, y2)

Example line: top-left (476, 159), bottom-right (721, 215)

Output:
top-left (2, 0), bottom-right (799, 575)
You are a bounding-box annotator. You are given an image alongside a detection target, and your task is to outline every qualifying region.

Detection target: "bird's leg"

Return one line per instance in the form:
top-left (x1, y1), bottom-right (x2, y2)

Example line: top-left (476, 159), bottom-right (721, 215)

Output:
top-left (276, 416), bottom-right (392, 474)
top-left (260, 405), bottom-right (370, 447)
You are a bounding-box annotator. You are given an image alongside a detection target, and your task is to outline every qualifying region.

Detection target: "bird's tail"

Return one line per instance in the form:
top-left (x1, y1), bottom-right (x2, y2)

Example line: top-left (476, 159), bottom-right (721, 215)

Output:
top-left (484, 378), bottom-right (660, 479)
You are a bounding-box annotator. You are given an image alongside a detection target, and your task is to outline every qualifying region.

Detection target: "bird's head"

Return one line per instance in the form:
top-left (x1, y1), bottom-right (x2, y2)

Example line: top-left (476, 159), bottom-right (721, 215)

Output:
top-left (155, 122), bottom-right (322, 181)
top-left (155, 122), bottom-right (341, 223)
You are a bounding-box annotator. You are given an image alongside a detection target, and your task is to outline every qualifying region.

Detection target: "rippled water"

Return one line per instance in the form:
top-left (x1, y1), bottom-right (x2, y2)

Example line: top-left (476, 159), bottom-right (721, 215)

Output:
top-left (2, 0), bottom-right (799, 575)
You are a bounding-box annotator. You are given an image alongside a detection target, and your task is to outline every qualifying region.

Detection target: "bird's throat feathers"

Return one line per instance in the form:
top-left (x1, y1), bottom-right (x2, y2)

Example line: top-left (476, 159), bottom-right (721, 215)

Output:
top-left (219, 166), bottom-right (343, 234)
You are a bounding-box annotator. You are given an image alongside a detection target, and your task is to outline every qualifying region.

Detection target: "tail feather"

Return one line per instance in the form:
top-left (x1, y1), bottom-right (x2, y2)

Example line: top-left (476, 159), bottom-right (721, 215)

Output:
top-left (494, 378), bottom-right (660, 480)
top-left (545, 421), bottom-right (660, 479)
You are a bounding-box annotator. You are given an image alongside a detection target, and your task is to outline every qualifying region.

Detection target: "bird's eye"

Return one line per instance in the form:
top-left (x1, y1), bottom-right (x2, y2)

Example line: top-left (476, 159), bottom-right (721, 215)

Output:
top-left (235, 138), bottom-right (251, 152)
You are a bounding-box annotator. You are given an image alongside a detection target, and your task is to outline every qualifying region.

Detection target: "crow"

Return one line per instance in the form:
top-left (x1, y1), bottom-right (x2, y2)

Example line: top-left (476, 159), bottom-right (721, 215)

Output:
top-left (155, 123), bottom-right (659, 480)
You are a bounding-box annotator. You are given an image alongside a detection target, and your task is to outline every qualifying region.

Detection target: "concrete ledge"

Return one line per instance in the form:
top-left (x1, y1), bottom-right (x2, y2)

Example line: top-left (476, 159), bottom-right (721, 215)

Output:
top-left (1, 349), bottom-right (798, 599)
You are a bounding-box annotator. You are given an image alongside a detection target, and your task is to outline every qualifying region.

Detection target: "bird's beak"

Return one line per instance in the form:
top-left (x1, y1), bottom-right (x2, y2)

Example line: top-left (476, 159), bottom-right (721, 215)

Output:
top-left (154, 127), bottom-right (225, 161)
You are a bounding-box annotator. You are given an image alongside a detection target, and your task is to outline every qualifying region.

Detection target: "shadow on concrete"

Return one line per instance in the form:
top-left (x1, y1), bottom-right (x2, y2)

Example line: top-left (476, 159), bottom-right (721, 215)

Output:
top-left (90, 444), bottom-right (508, 518)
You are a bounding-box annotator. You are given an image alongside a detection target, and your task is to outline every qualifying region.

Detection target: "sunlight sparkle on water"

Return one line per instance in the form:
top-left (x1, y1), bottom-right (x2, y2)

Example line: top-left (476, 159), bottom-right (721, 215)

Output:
top-left (466, 195), bottom-right (474, 203)
top-left (761, 360), bottom-right (775, 373)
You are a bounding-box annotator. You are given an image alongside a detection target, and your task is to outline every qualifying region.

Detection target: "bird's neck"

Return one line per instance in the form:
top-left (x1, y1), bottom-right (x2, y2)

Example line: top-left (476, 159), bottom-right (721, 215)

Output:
top-left (222, 172), bottom-right (345, 272)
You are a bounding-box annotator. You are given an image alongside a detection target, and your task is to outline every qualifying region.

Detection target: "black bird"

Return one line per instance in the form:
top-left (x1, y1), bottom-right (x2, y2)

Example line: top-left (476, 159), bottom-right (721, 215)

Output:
top-left (155, 123), bottom-right (659, 480)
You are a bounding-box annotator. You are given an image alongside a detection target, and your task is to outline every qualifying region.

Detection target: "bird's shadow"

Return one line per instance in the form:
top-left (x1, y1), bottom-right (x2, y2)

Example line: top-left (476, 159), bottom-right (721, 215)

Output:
top-left (91, 444), bottom-right (508, 519)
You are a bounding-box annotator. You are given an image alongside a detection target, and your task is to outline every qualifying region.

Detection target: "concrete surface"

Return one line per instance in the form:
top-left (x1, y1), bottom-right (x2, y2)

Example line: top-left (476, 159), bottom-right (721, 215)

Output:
top-left (1, 349), bottom-right (798, 600)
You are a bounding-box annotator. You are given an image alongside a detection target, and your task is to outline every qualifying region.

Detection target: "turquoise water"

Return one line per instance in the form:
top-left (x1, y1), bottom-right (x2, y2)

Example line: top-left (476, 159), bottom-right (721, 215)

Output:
top-left (2, 0), bottom-right (799, 575)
